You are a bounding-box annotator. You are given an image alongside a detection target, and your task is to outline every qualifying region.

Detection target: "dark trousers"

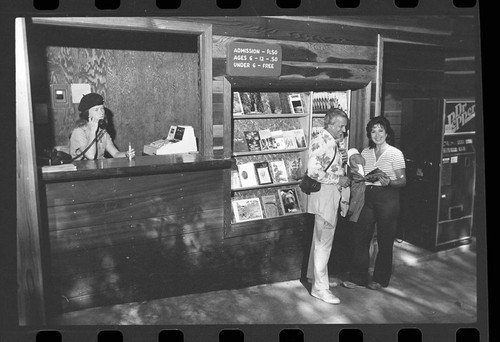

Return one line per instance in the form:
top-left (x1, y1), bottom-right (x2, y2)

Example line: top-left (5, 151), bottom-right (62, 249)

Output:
top-left (349, 185), bottom-right (400, 287)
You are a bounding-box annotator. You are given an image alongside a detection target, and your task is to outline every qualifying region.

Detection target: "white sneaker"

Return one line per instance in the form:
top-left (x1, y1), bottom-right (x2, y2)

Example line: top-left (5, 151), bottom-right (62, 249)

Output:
top-left (310, 288), bottom-right (341, 305)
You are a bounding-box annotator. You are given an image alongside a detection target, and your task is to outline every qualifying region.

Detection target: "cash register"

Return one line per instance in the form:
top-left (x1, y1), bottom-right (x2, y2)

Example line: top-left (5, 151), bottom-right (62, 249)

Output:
top-left (143, 125), bottom-right (198, 155)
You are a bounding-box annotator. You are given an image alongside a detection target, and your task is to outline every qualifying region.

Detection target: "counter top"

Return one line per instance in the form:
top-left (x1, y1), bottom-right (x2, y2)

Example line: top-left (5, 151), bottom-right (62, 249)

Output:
top-left (41, 154), bottom-right (234, 183)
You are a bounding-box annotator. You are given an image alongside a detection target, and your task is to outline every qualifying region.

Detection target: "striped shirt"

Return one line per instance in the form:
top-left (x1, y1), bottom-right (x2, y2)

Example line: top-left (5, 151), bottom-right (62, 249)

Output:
top-left (361, 145), bottom-right (405, 186)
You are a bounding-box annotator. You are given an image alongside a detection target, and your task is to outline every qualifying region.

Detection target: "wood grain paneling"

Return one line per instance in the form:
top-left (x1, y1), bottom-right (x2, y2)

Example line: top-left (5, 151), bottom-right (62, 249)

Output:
top-left (51, 220), bottom-right (305, 278)
top-left (50, 225), bottom-right (307, 311)
top-left (45, 46), bottom-right (201, 153)
top-left (176, 16), bottom-right (469, 48)
top-left (213, 35), bottom-right (377, 64)
top-left (212, 77), bottom-right (232, 157)
top-left (16, 18), bottom-right (46, 325)
top-left (45, 168), bottom-right (234, 313)
top-left (46, 169), bottom-right (223, 207)
top-left (49, 208), bottom-right (224, 254)
top-left (47, 191), bottom-right (223, 232)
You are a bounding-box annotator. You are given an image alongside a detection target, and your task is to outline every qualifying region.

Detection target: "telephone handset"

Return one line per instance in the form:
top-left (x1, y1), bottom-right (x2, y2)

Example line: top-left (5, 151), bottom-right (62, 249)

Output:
top-left (98, 119), bottom-right (107, 130)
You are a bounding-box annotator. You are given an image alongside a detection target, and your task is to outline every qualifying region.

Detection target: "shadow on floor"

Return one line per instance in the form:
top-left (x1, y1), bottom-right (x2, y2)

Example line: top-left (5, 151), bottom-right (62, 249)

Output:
top-left (55, 242), bottom-right (477, 325)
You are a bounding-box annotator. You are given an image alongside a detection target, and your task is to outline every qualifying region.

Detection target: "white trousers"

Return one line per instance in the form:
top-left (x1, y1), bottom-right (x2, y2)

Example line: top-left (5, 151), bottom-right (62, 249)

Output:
top-left (306, 214), bottom-right (338, 291)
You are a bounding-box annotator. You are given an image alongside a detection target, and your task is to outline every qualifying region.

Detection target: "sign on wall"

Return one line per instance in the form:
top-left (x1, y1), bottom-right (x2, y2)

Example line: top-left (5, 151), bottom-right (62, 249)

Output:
top-left (226, 42), bottom-right (282, 77)
top-left (443, 99), bottom-right (476, 134)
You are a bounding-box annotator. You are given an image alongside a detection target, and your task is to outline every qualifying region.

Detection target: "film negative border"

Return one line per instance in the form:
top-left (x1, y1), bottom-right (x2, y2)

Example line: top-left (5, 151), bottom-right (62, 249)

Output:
top-left (0, 1), bottom-right (489, 342)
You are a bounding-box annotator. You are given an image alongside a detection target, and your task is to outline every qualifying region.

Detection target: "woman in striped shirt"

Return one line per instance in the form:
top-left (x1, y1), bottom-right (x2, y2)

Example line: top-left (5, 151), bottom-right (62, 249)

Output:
top-left (343, 116), bottom-right (406, 290)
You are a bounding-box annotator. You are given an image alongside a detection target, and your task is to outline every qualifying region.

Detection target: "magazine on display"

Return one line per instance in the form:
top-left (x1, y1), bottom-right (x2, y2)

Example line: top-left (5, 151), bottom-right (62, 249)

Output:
top-left (231, 169), bottom-right (242, 189)
top-left (270, 130), bottom-right (285, 150)
top-left (278, 188), bottom-right (301, 214)
top-left (237, 162), bottom-right (259, 188)
top-left (270, 160), bottom-right (289, 183)
top-left (232, 198), bottom-right (264, 222)
top-left (288, 93), bottom-right (304, 114)
top-left (233, 91), bottom-right (244, 116)
top-left (291, 128), bottom-right (307, 148)
top-left (254, 161), bottom-right (273, 185)
top-left (283, 130), bottom-right (298, 149)
top-left (244, 131), bottom-right (261, 152)
top-left (258, 129), bottom-right (272, 151)
top-left (286, 158), bottom-right (303, 181)
top-left (261, 194), bottom-right (280, 218)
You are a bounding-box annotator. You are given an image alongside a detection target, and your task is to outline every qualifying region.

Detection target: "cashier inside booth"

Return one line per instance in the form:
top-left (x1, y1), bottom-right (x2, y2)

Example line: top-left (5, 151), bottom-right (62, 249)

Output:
top-left (143, 125), bottom-right (198, 155)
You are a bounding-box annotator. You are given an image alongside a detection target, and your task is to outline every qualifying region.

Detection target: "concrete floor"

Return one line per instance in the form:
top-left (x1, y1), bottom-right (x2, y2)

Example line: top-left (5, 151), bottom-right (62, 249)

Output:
top-left (54, 239), bottom-right (477, 325)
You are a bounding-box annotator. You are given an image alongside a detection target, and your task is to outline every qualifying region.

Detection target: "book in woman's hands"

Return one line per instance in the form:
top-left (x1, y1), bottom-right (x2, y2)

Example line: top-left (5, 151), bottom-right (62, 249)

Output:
top-left (364, 168), bottom-right (384, 182)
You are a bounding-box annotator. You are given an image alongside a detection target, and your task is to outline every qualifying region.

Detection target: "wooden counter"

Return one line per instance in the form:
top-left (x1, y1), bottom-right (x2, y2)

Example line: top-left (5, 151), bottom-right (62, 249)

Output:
top-left (41, 154), bottom-right (233, 182)
top-left (39, 154), bottom-right (311, 315)
top-left (40, 154), bottom-right (235, 313)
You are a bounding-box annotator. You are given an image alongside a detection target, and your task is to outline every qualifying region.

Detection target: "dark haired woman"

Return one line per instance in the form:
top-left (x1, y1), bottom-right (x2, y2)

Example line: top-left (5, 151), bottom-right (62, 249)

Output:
top-left (343, 116), bottom-right (406, 290)
top-left (69, 93), bottom-right (134, 160)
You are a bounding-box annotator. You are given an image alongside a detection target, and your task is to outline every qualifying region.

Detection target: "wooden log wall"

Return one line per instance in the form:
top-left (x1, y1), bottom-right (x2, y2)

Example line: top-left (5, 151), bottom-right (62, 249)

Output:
top-left (201, 15), bottom-right (476, 150)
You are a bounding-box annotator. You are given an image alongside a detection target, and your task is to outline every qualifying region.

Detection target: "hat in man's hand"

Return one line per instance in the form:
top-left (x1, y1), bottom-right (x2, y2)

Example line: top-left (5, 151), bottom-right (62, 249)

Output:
top-left (78, 93), bottom-right (104, 112)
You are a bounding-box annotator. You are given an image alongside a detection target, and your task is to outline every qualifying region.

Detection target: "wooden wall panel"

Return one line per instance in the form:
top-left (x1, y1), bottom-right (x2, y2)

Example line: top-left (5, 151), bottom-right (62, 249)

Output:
top-left (50, 224), bottom-right (307, 312)
top-left (46, 170), bottom-right (222, 206)
top-left (49, 209), bottom-right (224, 254)
top-left (47, 191), bottom-right (223, 231)
top-left (177, 16), bottom-right (466, 48)
top-left (212, 35), bottom-right (377, 64)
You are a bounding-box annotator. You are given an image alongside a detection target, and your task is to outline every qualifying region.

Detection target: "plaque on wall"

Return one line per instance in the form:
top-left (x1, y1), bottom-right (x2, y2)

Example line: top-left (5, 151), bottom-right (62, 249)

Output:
top-left (227, 42), bottom-right (282, 77)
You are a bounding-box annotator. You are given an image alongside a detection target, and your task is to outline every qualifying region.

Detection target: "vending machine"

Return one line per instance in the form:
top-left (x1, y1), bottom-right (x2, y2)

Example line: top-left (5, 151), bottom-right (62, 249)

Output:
top-left (398, 98), bottom-right (476, 251)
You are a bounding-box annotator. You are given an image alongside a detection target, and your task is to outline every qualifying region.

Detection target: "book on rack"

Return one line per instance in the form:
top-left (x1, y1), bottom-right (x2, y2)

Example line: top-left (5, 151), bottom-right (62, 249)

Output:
top-left (233, 92), bottom-right (244, 116)
top-left (259, 92), bottom-right (283, 114)
top-left (240, 92), bottom-right (253, 114)
top-left (233, 136), bottom-right (248, 153)
top-left (258, 92), bottom-right (273, 114)
top-left (278, 188), bottom-right (301, 214)
top-left (231, 169), bottom-right (242, 189)
top-left (312, 91), bottom-right (350, 114)
top-left (237, 162), bottom-right (259, 188)
top-left (232, 198), bottom-right (264, 222)
top-left (269, 160), bottom-right (289, 183)
top-left (291, 128), bottom-right (307, 148)
top-left (288, 93), bottom-right (304, 114)
top-left (258, 129), bottom-right (272, 151)
top-left (240, 92), bottom-right (264, 113)
top-left (286, 158), bottom-right (303, 181)
top-left (270, 130), bottom-right (285, 150)
top-left (283, 130), bottom-right (298, 149)
top-left (254, 161), bottom-right (273, 185)
top-left (261, 194), bottom-right (280, 218)
top-left (244, 131), bottom-right (261, 152)
top-left (279, 93), bottom-right (292, 113)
